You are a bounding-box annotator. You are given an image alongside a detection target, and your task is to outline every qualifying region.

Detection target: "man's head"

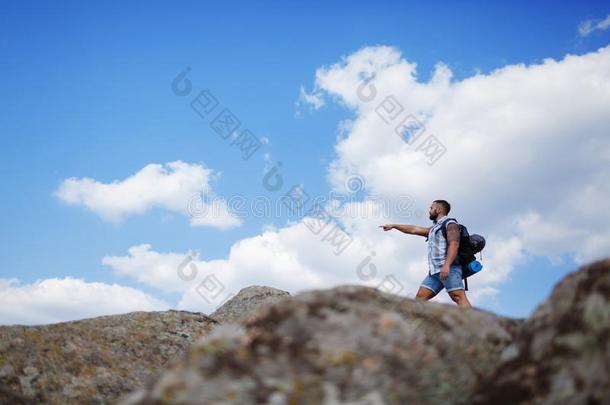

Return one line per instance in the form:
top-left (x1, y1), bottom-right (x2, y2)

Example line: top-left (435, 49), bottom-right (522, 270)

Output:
top-left (429, 200), bottom-right (451, 221)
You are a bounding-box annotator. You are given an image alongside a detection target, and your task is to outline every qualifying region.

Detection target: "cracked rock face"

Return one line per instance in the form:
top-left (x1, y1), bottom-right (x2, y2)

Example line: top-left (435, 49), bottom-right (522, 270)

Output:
top-left (470, 258), bottom-right (610, 405)
top-left (122, 286), bottom-right (522, 404)
top-left (0, 310), bottom-right (218, 404)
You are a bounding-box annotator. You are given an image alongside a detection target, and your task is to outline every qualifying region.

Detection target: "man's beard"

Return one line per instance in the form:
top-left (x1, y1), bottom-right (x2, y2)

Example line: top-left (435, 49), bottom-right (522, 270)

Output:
top-left (429, 211), bottom-right (437, 221)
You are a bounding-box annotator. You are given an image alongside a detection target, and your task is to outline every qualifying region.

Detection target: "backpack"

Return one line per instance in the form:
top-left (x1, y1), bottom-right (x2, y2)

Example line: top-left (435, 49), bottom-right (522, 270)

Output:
top-left (438, 218), bottom-right (486, 291)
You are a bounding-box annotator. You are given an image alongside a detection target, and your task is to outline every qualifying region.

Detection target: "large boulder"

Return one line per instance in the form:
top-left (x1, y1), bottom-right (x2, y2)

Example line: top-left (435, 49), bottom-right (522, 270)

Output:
top-left (209, 285), bottom-right (291, 324)
top-left (4, 258), bottom-right (608, 404)
top-left (121, 286), bottom-right (522, 404)
top-left (470, 258), bottom-right (610, 404)
top-left (0, 310), bottom-right (217, 404)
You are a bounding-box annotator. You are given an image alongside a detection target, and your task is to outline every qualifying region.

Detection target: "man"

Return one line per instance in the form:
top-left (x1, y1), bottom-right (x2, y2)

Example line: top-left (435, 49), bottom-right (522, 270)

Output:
top-left (379, 200), bottom-right (472, 308)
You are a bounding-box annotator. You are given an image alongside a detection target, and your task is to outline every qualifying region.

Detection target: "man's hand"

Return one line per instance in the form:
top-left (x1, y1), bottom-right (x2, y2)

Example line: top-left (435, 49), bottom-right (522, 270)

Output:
top-left (379, 224), bottom-right (394, 231)
top-left (440, 264), bottom-right (450, 280)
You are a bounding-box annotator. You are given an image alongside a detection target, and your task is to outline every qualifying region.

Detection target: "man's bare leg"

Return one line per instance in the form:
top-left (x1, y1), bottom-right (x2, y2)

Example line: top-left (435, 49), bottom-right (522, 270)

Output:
top-left (415, 286), bottom-right (437, 301)
top-left (448, 289), bottom-right (472, 308)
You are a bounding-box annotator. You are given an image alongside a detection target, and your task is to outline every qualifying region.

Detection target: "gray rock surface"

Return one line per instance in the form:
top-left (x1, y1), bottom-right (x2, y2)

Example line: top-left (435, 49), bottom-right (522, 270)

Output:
top-left (3, 258), bottom-right (609, 404)
top-left (469, 257), bottom-right (610, 405)
top-left (0, 382), bottom-right (32, 405)
top-left (209, 285), bottom-right (291, 324)
top-left (0, 310), bottom-right (217, 404)
top-left (122, 286), bottom-right (522, 404)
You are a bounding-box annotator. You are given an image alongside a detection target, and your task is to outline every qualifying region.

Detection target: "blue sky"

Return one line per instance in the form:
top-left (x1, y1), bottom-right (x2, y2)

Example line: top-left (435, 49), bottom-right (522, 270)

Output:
top-left (1, 0), bottom-right (609, 324)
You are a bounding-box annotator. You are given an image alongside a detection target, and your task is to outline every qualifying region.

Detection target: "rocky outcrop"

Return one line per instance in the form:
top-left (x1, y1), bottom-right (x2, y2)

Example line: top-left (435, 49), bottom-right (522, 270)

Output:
top-left (209, 285), bottom-right (291, 324)
top-left (470, 258), bottom-right (610, 404)
top-left (0, 310), bottom-right (218, 404)
top-left (3, 258), bottom-right (609, 404)
top-left (121, 258), bottom-right (610, 404)
top-left (121, 286), bottom-right (522, 404)
top-left (0, 285), bottom-right (292, 404)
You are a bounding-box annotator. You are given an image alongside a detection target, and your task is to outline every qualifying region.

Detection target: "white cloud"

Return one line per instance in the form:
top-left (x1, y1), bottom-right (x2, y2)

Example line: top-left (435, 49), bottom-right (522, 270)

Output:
top-left (0, 277), bottom-right (169, 325)
top-left (54, 160), bottom-right (241, 229)
top-left (579, 14), bottom-right (610, 37)
top-left (68, 45), bottom-right (610, 320)
top-left (102, 244), bottom-right (197, 293)
top-left (295, 85), bottom-right (326, 117)
top-left (308, 44), bottom-right (610, 268)
top-left (102, 224), bottom-right (348, 314)
top-left (102, 199), bottom-right (510, 314)
top-left (299, 85), bottom-right (326, 109)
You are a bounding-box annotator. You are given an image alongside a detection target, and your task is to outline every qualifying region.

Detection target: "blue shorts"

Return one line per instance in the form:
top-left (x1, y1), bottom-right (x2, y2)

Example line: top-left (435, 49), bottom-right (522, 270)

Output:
top-left (420, 264), bottom-right (464, 294)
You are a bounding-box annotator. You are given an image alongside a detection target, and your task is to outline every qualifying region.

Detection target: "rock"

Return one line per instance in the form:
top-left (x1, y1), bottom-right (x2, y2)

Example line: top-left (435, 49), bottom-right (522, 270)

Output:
top-left (0, 310), bottom-right (217, 404)
top-left (470, 257), bottom-right (610, 405)
top-left (209, 285), bottom-right (291, 324)
top-left (4, 258), bottom-right (609, 404)
top-left (122, 285), bottom-right (522, 404)
top-left (0, 382), bottom-right (32, 405)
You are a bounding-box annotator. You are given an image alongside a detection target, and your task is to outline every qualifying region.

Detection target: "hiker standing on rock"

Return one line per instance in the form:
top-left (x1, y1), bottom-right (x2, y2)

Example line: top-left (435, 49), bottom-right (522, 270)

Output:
top-left (380, 200), bottom-right (473, 308)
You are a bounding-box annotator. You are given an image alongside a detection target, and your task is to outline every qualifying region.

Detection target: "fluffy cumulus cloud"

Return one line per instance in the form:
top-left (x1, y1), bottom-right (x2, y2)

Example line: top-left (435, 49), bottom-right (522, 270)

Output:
top-left (0, 277), bottom-right (169, 325)
top-left (102, 244), bottom-right (199, 293)
top-left (306, 44), bottom-right (610, 269)
top-left (101, 45), bottom-right (610, 316)
top-left (102, 225), bottom-right (360, 314)
top-left (54, 160), bottom-right (241, 229)
top-left (102, 205), bottom-right (514, 315)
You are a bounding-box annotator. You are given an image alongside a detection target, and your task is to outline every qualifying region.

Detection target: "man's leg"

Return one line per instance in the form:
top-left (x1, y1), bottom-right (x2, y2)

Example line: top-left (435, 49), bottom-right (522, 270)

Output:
top-left (415, 286), bottom-right (437, 301)
top-left (443, 265), bottom-right (472, 308)
top-left (417, 273), bottom-right (441, 301)
top-left (448, 289), bottom-right (472, 308)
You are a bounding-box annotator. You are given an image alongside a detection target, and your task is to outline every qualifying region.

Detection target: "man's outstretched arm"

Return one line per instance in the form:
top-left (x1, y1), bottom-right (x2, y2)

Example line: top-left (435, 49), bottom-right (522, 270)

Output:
top-left (379, 224), bottom-right (430, 237)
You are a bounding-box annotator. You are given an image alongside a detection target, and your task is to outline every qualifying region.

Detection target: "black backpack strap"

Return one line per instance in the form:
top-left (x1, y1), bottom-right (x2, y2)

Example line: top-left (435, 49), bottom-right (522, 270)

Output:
top-left (438, 217), bottom-right (458, 240)
top-left (440, 218), bottom-right (463, 267)
top-left (464, 278), bottom-right (469, 291)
